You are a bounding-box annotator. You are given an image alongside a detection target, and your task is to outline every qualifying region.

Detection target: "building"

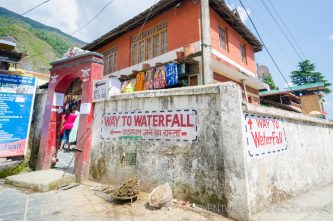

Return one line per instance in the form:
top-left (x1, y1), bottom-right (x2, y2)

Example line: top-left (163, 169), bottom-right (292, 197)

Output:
top-left (259, 82), bottom-right (327, 117)
top-left (260, 90), bottom-right (302, 113)
top-left (0, 37), bottom-right (24, 70)
top-left (83, 0), bottom-right (267, 104)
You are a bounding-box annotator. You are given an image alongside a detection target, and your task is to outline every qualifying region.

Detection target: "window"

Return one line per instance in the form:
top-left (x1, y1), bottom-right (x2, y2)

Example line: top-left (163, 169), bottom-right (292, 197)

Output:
top-left (131, 21), bottom-right (168, 65)
top-left (218, 26), bottom-right (227, 50)
top-left (104, 47), bottom-right (117, 75)
top-left (240, 44), bottom-right (247, 64)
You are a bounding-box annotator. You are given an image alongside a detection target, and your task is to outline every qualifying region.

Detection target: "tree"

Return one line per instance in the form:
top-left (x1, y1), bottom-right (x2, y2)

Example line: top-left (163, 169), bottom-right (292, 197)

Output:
top-left (291, 60), bottom-right (331, 94)
top-left (263, 74), bottom-right (278, 90)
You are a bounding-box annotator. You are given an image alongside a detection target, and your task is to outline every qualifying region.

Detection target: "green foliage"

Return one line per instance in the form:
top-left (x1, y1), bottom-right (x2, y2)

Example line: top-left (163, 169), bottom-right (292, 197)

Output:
top-left (0, 7), bottom-right (85, 72)
top-left (263, 74), bottom-right (278, 90)
top-left (0, 162), bottom-right (31, 179)
top-left (291, 60), bottom-right (331, 94)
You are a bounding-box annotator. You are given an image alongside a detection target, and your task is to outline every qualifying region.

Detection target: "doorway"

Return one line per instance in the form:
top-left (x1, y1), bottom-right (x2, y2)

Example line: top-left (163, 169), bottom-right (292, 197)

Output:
top-left (54, 78), bottom-right (82, 173)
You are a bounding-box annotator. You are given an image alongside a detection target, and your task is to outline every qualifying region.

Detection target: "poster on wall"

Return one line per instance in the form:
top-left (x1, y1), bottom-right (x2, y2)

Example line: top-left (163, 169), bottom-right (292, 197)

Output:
top-left (244, 113), bottom-right (287, 158)
top-left (101, 110), bottom-right (198, 143)
top-left (0, 72), bottom-right (36, 158)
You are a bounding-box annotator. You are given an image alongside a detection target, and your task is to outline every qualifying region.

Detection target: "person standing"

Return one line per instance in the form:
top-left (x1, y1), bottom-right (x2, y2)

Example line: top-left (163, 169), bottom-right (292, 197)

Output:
top-left (59, 108), bottom-right (77, 151)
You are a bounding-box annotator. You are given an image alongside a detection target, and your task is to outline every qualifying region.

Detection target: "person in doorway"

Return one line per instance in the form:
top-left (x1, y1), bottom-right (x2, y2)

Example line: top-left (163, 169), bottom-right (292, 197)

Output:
top-left (59, 108), bottom-right (77, 152)
top-left (68, 106), bottom-right (80, 146)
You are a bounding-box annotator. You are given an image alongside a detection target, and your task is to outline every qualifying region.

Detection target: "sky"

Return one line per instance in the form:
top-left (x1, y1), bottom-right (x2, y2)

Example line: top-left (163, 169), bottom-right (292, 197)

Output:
top-left (1, 0), bottom-right (333, 117)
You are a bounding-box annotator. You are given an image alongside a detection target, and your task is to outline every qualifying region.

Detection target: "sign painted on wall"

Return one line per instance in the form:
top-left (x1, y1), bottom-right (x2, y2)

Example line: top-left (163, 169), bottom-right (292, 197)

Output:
top-left (101, 110), bottom-right (198, 142)
top-left (93, 79), bottom-right (111, 102)
top-left (93, 78), bottom-right (121, 102)
top-left (0, 72), bottom-right (36, 158)
top-left (244, 113), bottom-right (287, 158)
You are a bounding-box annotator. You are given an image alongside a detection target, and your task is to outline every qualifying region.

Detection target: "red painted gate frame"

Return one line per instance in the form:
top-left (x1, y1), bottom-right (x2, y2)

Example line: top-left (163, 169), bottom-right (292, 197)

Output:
top-left (37, 52), bottom-right (103, 181)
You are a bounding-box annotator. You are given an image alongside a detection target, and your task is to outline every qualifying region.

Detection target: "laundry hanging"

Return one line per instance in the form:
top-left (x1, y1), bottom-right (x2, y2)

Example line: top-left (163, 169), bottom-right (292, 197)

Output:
top-left (145, 68), bottom-right (155, 90)
top-left (166, 62), bottom-right (179, 86)
top-left (135, 72), bottom-right (145, 91)
top-left (154, 66), bottom-right (167, 89)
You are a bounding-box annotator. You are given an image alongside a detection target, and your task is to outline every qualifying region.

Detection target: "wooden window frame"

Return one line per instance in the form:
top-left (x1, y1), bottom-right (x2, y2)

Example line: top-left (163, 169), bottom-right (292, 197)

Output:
top-left (240, 43), bottom-right (247, 64)
top-left (103, 47), bottom-right (117, 76)
top-left (131, 20), bottom-right (168, 65)
top-left (218, 25), bottom-right (228, 51)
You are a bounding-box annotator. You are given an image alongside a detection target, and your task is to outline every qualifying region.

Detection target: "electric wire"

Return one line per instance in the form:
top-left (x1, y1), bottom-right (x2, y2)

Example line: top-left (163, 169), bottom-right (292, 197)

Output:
top-left (1, 0), bottom-right (52, 28)
top-left (237, 0), bottom-right (292, 91)
top-left (242, 0), bottom-right (294, 67)
top-left (259, 0), bottom-right (304, 61)
top-left (70, 0), bottom-right (115, 36)
top-left (27, 0), bottom-right (116, 58)
top-left (114, 0), bottom-right (160, 78)
top-left (266, 0), bottom-right (307, 59)
top-left (9, 0), bottom-right (51, 23)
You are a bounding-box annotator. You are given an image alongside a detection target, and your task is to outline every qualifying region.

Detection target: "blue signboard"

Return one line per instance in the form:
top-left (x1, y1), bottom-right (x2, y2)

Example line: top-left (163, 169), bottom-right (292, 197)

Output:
top-left (0, 72), bottom-right (36, 158)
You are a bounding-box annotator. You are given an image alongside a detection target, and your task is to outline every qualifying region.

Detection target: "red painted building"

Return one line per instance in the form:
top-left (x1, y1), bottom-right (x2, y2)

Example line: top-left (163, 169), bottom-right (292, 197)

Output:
top-left (84, 0), bottom-right (266, 103)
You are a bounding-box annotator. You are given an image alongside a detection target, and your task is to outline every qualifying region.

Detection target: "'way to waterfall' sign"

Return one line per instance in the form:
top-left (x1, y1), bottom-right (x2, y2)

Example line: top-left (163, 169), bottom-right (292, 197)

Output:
top-left (101, 110), bottom-right (198, 142)
top-left (244, 113), bottom-right (287, 158)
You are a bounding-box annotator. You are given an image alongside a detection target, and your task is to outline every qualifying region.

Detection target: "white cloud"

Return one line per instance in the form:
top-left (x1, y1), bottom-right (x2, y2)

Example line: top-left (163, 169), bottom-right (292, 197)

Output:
top-left (0, 0), bottom-right (157, 42)
top-left (329, 34), bottom-right (333, 40)
top-left (226, 3), bottom-right (251, 24)
top-left (236, 6), bottom-right (251, 23)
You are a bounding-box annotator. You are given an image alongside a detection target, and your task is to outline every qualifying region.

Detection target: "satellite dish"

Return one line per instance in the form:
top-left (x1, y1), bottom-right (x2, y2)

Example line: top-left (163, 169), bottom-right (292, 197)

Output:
top-left (257, 65), bottom-right (270, 79)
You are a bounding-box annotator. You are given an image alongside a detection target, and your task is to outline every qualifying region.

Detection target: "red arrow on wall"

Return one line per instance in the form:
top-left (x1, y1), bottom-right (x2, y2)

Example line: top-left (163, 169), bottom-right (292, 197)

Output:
top-left (247, 118), bottom-right (253, 130)
top-left (110, 130), bottom-right (122, 135)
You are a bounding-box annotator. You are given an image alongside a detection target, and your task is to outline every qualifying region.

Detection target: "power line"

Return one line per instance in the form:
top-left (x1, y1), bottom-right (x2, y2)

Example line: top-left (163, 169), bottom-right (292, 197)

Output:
top-left (259, 0), bottom-right (303, 61)
top-left (27, 0), bottom-right (116, 59)
top-left (71, 0), bottom-right (115, 36)
top-left (8, 0), bottom-right (51, 23)
top-left (237, 0), bottom-right (292, 91)
top-left (266, 0), bottom-right (307, 59)
top-left (242, 0), bottom-right (294, 67)
top-left (115, 0), bottom-right (159, 78)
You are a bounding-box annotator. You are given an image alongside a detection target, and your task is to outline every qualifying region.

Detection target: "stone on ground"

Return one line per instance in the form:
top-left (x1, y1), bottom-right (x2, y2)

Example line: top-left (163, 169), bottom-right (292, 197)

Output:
top-left (5, 169), bottom-right (75, 192)
top-left (148, 182), bottom-right (173, 209)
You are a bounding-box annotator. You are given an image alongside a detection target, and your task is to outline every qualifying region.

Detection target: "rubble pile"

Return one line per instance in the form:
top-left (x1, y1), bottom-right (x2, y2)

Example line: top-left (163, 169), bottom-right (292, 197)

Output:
top-left (113, 178), bottom-right (139, 198)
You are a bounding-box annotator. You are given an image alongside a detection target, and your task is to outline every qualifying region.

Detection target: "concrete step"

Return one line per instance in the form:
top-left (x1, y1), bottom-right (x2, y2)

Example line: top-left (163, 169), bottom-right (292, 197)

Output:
top-left (5, 169), bottom-right (75, 192)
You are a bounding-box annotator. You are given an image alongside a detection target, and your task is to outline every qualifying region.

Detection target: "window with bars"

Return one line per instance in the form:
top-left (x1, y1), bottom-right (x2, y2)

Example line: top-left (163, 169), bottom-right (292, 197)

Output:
top-left (240, 44), bottom-right (247, 64)
top-left (103, 47), bottom-right (117, 75)
top-left (131, 21), bottom-right (168, 65)
top-left (218, 26), bottom-right (227, 50)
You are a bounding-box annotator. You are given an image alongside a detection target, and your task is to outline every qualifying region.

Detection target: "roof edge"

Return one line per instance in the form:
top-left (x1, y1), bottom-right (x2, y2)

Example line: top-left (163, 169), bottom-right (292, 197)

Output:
top-left (83, 0), bottom-right (262, 52)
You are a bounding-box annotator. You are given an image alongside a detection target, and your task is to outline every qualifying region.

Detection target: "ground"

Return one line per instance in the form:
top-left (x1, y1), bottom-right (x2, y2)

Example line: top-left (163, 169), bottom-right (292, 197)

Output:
top-left (0, 184), bottom-right (231, 221)
top-left (253, 183), bottom-right (333, 221)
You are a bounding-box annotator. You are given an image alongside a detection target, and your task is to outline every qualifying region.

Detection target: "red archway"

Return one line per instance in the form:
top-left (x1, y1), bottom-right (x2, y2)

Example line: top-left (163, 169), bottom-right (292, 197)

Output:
top-left (37, 52), bottom-right (103, 181)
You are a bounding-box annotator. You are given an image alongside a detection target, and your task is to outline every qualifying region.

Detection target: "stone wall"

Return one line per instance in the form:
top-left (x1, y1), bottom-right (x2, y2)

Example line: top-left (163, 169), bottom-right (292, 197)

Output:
top-left (89, 83), bottom-right (333, 221)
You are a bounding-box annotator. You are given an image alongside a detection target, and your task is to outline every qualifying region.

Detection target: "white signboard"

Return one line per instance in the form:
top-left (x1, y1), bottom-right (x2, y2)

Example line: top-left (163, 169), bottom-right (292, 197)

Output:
top-left (93, 78), bottom-right (121, 102)
top-left (80, 103), bottom-right (91, 115)
top-left (244, 113), bottom-right (287, 158)
top-left (101, 110), bottom-right (198, 142)
top-left (53, 93), bottom-right (64, 106)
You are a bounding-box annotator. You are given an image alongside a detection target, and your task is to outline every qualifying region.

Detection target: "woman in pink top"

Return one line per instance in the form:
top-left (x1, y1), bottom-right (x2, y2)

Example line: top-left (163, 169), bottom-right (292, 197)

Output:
top-left (59, 108), bottom-right (77, 151)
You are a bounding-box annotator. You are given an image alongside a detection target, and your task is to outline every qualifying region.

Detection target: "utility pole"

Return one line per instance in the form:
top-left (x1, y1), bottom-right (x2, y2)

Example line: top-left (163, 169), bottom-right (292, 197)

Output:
top-left (200, 0), bottom-right (214, 84)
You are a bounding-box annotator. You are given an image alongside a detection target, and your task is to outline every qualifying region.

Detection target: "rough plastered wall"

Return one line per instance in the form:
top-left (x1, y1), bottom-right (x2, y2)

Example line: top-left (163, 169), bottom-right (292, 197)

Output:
top-left (90, 83), bottom-right (249, 220)
top-left (244, 104), bottom-right (333, 216)
top-left (29, 89), bottom-right (48, 170)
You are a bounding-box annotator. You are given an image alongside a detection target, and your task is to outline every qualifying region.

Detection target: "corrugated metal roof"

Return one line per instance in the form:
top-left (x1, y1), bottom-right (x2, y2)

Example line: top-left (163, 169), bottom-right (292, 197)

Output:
top-left (259, 82), bottom-right (326, 96)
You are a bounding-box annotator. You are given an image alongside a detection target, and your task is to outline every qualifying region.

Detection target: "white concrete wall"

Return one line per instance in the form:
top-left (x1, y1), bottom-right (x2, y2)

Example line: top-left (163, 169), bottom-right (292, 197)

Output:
top-left (243, 104), bottom-right (333, 217)
top-left (90, 83), bottom-right (250, 220)
top-left (89, 83), bottom-right (333, 221)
